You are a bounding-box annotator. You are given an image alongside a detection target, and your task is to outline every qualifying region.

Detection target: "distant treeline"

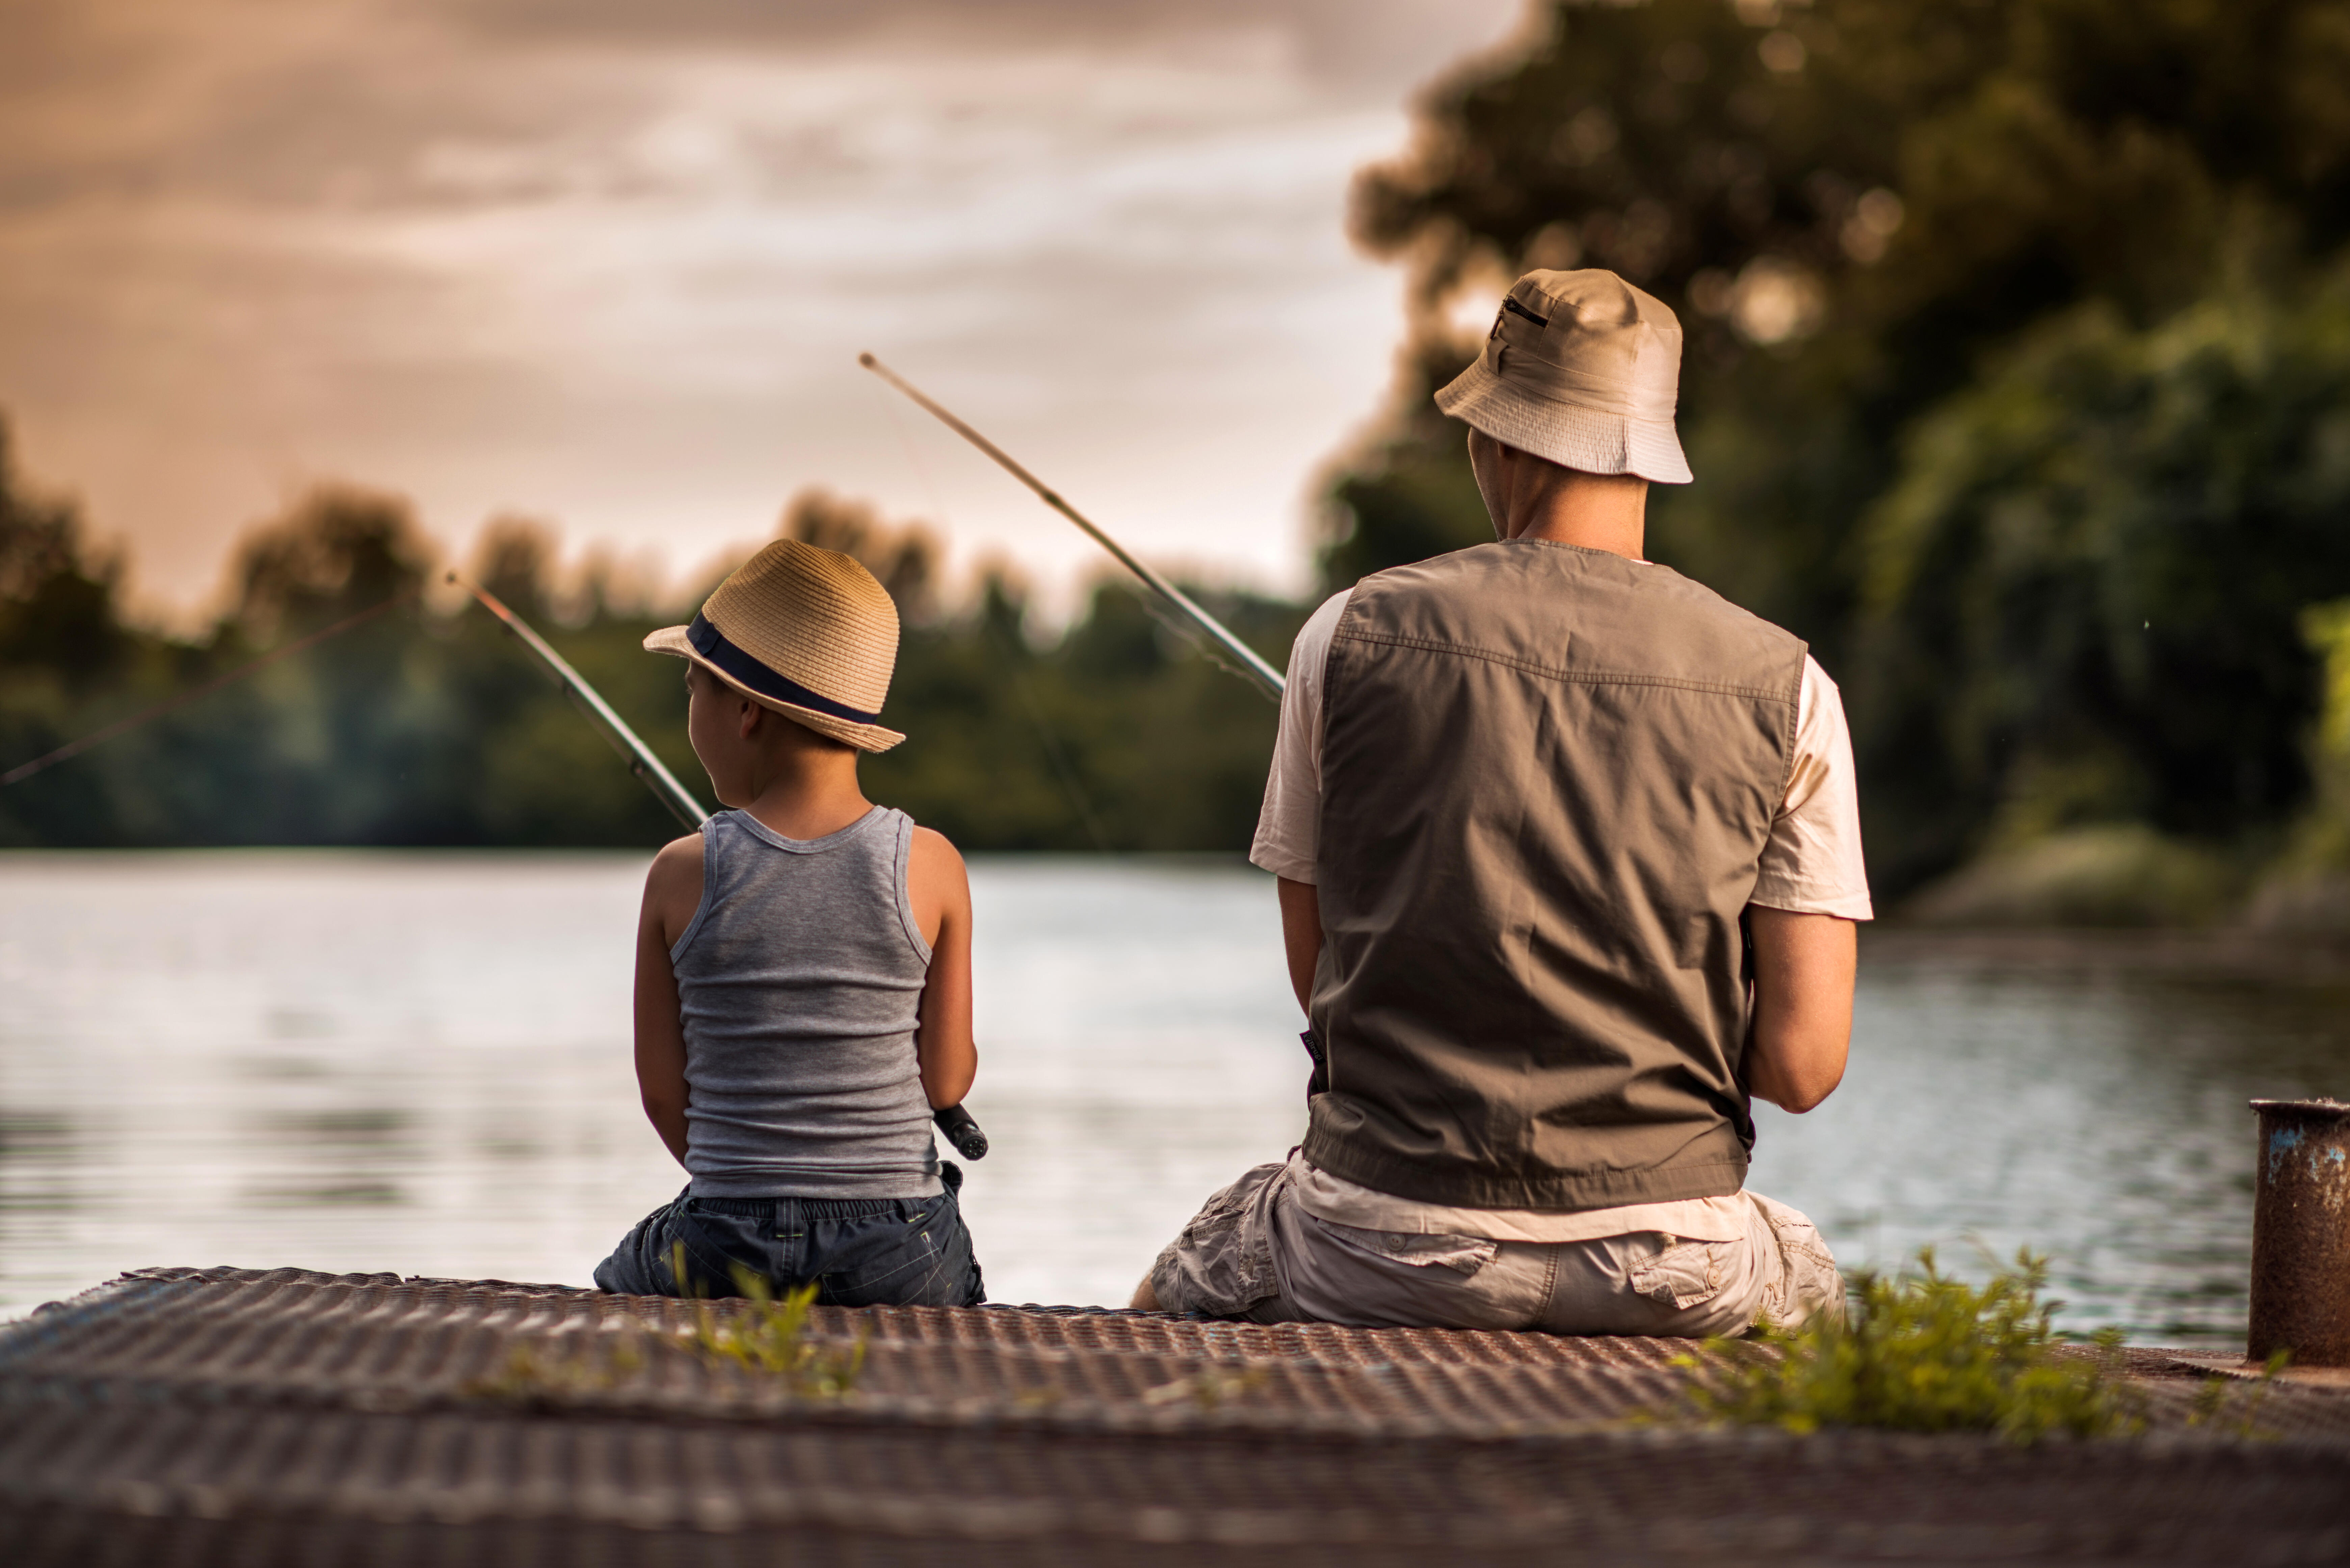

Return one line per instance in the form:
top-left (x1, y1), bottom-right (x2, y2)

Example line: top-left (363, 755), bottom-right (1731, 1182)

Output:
top-left (0, 452), bottom-right (1301, 854)
top-left (9, 0), bottom-right (2350, 923)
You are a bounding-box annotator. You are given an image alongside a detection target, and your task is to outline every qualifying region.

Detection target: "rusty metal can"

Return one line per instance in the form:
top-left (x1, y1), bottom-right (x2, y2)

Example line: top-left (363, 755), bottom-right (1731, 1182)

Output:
top-left (2248, 1098), bottom-right (2350, 1366)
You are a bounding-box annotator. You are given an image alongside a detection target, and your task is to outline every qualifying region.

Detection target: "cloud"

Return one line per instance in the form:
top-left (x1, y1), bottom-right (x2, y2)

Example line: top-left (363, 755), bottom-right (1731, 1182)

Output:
top-left (433, 0), bottom-right (1520, 91)
top-left (0, 0), bottom-right (1525, 616)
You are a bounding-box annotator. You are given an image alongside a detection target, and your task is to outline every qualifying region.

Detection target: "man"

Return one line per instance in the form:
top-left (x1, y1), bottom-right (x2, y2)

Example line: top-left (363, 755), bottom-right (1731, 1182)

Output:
top-left (1134, 269), bottom-right (1868, 1335)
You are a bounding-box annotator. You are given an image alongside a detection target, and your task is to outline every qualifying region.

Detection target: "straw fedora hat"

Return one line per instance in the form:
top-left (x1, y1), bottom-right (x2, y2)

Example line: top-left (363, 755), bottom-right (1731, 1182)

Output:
top-left (644, 538), bottom-right (905, 752)
top-left (1435, 268), bottom-right (1693, 484)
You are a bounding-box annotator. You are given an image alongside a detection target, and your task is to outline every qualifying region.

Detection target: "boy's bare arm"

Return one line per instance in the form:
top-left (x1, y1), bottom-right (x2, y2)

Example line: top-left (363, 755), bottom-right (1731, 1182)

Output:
top-left (907, 826), bottom-right (977, 1109)
top-left (633, 831), bottom-right (704, 1166)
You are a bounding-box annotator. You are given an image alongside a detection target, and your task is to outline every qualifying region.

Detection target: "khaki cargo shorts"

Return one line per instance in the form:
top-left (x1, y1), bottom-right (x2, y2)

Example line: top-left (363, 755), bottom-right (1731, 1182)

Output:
top-left (1147, 1159), bottom-right (1843, 1337)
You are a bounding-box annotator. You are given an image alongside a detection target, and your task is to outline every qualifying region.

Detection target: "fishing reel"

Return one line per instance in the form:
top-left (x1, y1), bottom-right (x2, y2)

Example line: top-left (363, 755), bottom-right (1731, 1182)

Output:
top-left (933, 1103), bottom-right (989, 1161)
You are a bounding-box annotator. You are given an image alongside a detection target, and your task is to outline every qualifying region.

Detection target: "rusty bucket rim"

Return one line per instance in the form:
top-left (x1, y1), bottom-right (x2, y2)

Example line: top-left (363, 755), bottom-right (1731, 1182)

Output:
top-left (2248, 1097), bottom-right (2350, 1117)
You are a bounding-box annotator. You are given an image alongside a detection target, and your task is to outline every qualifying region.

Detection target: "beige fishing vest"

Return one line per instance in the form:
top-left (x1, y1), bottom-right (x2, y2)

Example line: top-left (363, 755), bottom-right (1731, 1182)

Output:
top-left (1300, 539), bottom-right (1806, 1211)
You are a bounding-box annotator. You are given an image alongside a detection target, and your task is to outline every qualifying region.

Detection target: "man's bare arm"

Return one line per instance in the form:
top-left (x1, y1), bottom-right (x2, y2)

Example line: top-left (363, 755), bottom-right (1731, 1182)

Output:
top-left (1277, 876), bottom-right (1321, 1016)
top-left (1744, 906), bottom-right (1856, 1113)
top-left (633, 832), bottom-right (703, 1167)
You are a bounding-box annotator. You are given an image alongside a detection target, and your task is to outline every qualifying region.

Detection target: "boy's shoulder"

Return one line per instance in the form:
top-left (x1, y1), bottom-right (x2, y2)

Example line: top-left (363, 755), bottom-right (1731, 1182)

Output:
top-left (904, 822), bottom-right (968, 917)
top-left (907, 822), bottom-right (963, 863)
top-left (642, 828), bottom-right (706, 946)
top-left (651, 826), bottom-right (706, 870)
top-left (645, 827), bottom-right (705, 900)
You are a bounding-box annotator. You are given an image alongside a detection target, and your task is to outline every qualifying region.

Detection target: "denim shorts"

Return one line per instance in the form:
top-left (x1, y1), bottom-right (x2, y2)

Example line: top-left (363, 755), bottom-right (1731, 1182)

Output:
top-left (594, 1164), bottom-right (984, 1307)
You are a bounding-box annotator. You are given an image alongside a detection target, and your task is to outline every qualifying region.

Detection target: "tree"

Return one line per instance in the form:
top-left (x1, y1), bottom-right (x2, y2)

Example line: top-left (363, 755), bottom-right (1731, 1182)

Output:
top-left (1331, 0), bottom-right (2350, 890)
top-left (1856, 274), bottom-right (2350, 877)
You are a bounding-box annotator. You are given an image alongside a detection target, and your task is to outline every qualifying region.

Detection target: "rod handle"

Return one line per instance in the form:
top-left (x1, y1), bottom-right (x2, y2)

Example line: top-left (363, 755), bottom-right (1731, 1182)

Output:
top-left (933, 1103), bottom-right (989, 1162)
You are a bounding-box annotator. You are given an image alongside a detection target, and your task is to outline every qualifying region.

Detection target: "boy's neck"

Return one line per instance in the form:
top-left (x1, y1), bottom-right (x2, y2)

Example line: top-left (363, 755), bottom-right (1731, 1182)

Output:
top-left (733, 751), bottom-right (872, 842)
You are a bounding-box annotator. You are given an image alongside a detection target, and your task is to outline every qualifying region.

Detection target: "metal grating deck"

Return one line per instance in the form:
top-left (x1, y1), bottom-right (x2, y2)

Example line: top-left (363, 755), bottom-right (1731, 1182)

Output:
top-left (3, 1266), bottom-right (2347, 1564)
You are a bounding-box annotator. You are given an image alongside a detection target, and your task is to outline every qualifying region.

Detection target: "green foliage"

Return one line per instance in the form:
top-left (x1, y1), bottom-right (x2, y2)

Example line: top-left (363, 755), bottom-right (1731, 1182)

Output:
top-left (864, 577), bottom-right (1296, 854)
top-left (0, 421), bottom-right (1291, 851)
top-left (1329, 0), bottom-right (2350, 896)
top-left (2184, 1351), bottom-right (2293, 1439)
top-left (669, 1242), bottom-right (866, 1397)
top-left (1138, 1364), bottom-right (1270, 1412)
top-left (1686, 1249), bottom-right (2142, 1442)
top-left (466, 1291), bottom-right (864, 1405)
top-left (474, 1249), bottom-right (865, 1404)
top-left (0, 421), bottom-right (130, 688)
top-left (685, 1276), bottom-right (867, 1399)
top-left (2253, 601), bottom-right (2350, 921)
top-left (1902, 824), bottom-right (2237, 927)
top-left (467, 1328), bottom-right (652, 1404)
top-left (2289, 599), bottom-right (2350, 869)
top-left (1856, 277), bottom-right (2350, 873)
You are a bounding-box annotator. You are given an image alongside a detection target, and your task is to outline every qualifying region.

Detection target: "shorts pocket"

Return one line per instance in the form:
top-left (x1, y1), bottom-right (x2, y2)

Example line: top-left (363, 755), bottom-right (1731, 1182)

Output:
top-left (1748, 1193), bottom-right (1845, 1330)
top-left (1149, 1162), bottom-right (1288, 1316)
top-left (1304, 1216), bottom-right (1499, 1277)
top-left (1628, 1238), bottom-right (1732, 1311)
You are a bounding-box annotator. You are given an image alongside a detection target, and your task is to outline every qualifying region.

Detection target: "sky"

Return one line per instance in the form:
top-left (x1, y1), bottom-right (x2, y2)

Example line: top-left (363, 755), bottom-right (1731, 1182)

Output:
top-left (0, 0), bottom-right (1528, 623)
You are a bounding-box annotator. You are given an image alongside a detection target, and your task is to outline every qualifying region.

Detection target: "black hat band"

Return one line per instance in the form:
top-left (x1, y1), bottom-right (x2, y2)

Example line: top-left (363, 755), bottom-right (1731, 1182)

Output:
top-left (687, 613), bottom-right (883, 725)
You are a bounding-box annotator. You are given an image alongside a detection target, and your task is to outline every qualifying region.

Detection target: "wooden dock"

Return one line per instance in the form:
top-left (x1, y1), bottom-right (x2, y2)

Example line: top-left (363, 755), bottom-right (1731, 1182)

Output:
top-left (4, 1266), bottom-right (2348, 1564)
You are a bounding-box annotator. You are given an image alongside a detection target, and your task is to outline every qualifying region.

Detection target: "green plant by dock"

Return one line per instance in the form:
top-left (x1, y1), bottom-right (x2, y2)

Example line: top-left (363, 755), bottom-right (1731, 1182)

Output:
top-left (2184, 1352), bottom-right (2293, 1440)
top-left (682, 1272), bottom-right (867, 1399)
top-left (465, 1328), bottom-right (651, 1403)
top-left (1679, 1249), bottom-right (2143, 1443)
top-left (1140, 1364), bottom-right (1269, 1412)
top-left (469, 1252), bottom-right (865, 1405)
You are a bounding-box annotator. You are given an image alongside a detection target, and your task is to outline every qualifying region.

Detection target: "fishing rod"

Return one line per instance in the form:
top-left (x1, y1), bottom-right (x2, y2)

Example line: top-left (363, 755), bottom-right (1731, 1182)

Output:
top-left (450, 574), bottom-right (708, 831)
top-left (858, 352), bottom-right (1288, 702)
top-left (454, 572), bottom-right (991, 1163)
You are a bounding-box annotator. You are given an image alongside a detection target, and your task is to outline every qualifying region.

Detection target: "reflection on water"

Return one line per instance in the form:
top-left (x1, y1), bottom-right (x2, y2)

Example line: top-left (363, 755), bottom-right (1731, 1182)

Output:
top-left (2, 852), bottom-right (2344, 1345)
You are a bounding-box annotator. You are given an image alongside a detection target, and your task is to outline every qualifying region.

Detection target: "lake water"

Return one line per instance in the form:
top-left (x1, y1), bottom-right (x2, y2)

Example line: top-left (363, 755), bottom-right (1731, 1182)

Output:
top-left (3, 852), bottom-right (2344, 1346)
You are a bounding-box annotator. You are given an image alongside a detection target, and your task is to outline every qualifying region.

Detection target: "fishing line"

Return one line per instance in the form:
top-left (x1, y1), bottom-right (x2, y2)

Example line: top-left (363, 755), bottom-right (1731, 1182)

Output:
top-left (865, 370), bottom-right (1112, 853)
top-left (871, 372), bottom-right (950, 531)
top-left (988, 633), bottom-right (1112, 854)
top-left (0, 587), bottom-right (420, 788)
top-left (860, 352), bottom-right (1285, 702)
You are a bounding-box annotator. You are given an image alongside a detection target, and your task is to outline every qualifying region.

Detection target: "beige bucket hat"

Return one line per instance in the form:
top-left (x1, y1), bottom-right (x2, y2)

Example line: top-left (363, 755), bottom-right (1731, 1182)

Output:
top-left (1435, 268), bottom-right (1692, 484)
top-left (645, 538), bottom-right (905, 752)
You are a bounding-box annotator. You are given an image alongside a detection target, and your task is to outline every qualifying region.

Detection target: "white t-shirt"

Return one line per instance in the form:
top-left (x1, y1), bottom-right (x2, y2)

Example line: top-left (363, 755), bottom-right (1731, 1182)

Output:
top-left (1255, 581), bottom-right (1873, 1244)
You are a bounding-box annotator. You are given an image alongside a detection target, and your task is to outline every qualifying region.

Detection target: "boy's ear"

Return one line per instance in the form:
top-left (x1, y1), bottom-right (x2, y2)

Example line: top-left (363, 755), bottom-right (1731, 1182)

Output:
top-left (736, 695), bottom-right (766, 741)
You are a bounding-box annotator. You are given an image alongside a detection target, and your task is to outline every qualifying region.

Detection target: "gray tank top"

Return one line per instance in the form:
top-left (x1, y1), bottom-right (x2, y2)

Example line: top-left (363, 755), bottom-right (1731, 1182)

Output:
top-left (672, 806), bottom-right (941, 1199)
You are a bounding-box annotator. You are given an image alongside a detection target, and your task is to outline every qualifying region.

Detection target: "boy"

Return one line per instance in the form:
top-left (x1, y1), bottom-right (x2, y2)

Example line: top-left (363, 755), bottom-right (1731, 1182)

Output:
top-left (593, 538), bottom-right (984, 1305)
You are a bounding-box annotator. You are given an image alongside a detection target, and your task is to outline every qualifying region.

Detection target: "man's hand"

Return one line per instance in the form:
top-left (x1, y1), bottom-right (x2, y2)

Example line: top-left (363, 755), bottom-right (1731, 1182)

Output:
top-left (1744, 906), bottom-right (1856, 1113)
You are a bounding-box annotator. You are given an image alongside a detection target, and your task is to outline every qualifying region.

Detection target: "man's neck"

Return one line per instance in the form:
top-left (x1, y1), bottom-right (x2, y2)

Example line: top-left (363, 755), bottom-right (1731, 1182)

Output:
top-left (1471, 431), bottom-right (1651, 558)
top-left (1503, 475), bottom-right (1648, 559)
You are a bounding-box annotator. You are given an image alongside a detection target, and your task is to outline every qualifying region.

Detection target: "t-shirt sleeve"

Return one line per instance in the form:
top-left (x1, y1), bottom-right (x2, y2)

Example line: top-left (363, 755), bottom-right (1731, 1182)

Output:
top-left (1248, 588), bottom-right (1352, 885)
top-left (1751, 655), bottom-right (1874, 920)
